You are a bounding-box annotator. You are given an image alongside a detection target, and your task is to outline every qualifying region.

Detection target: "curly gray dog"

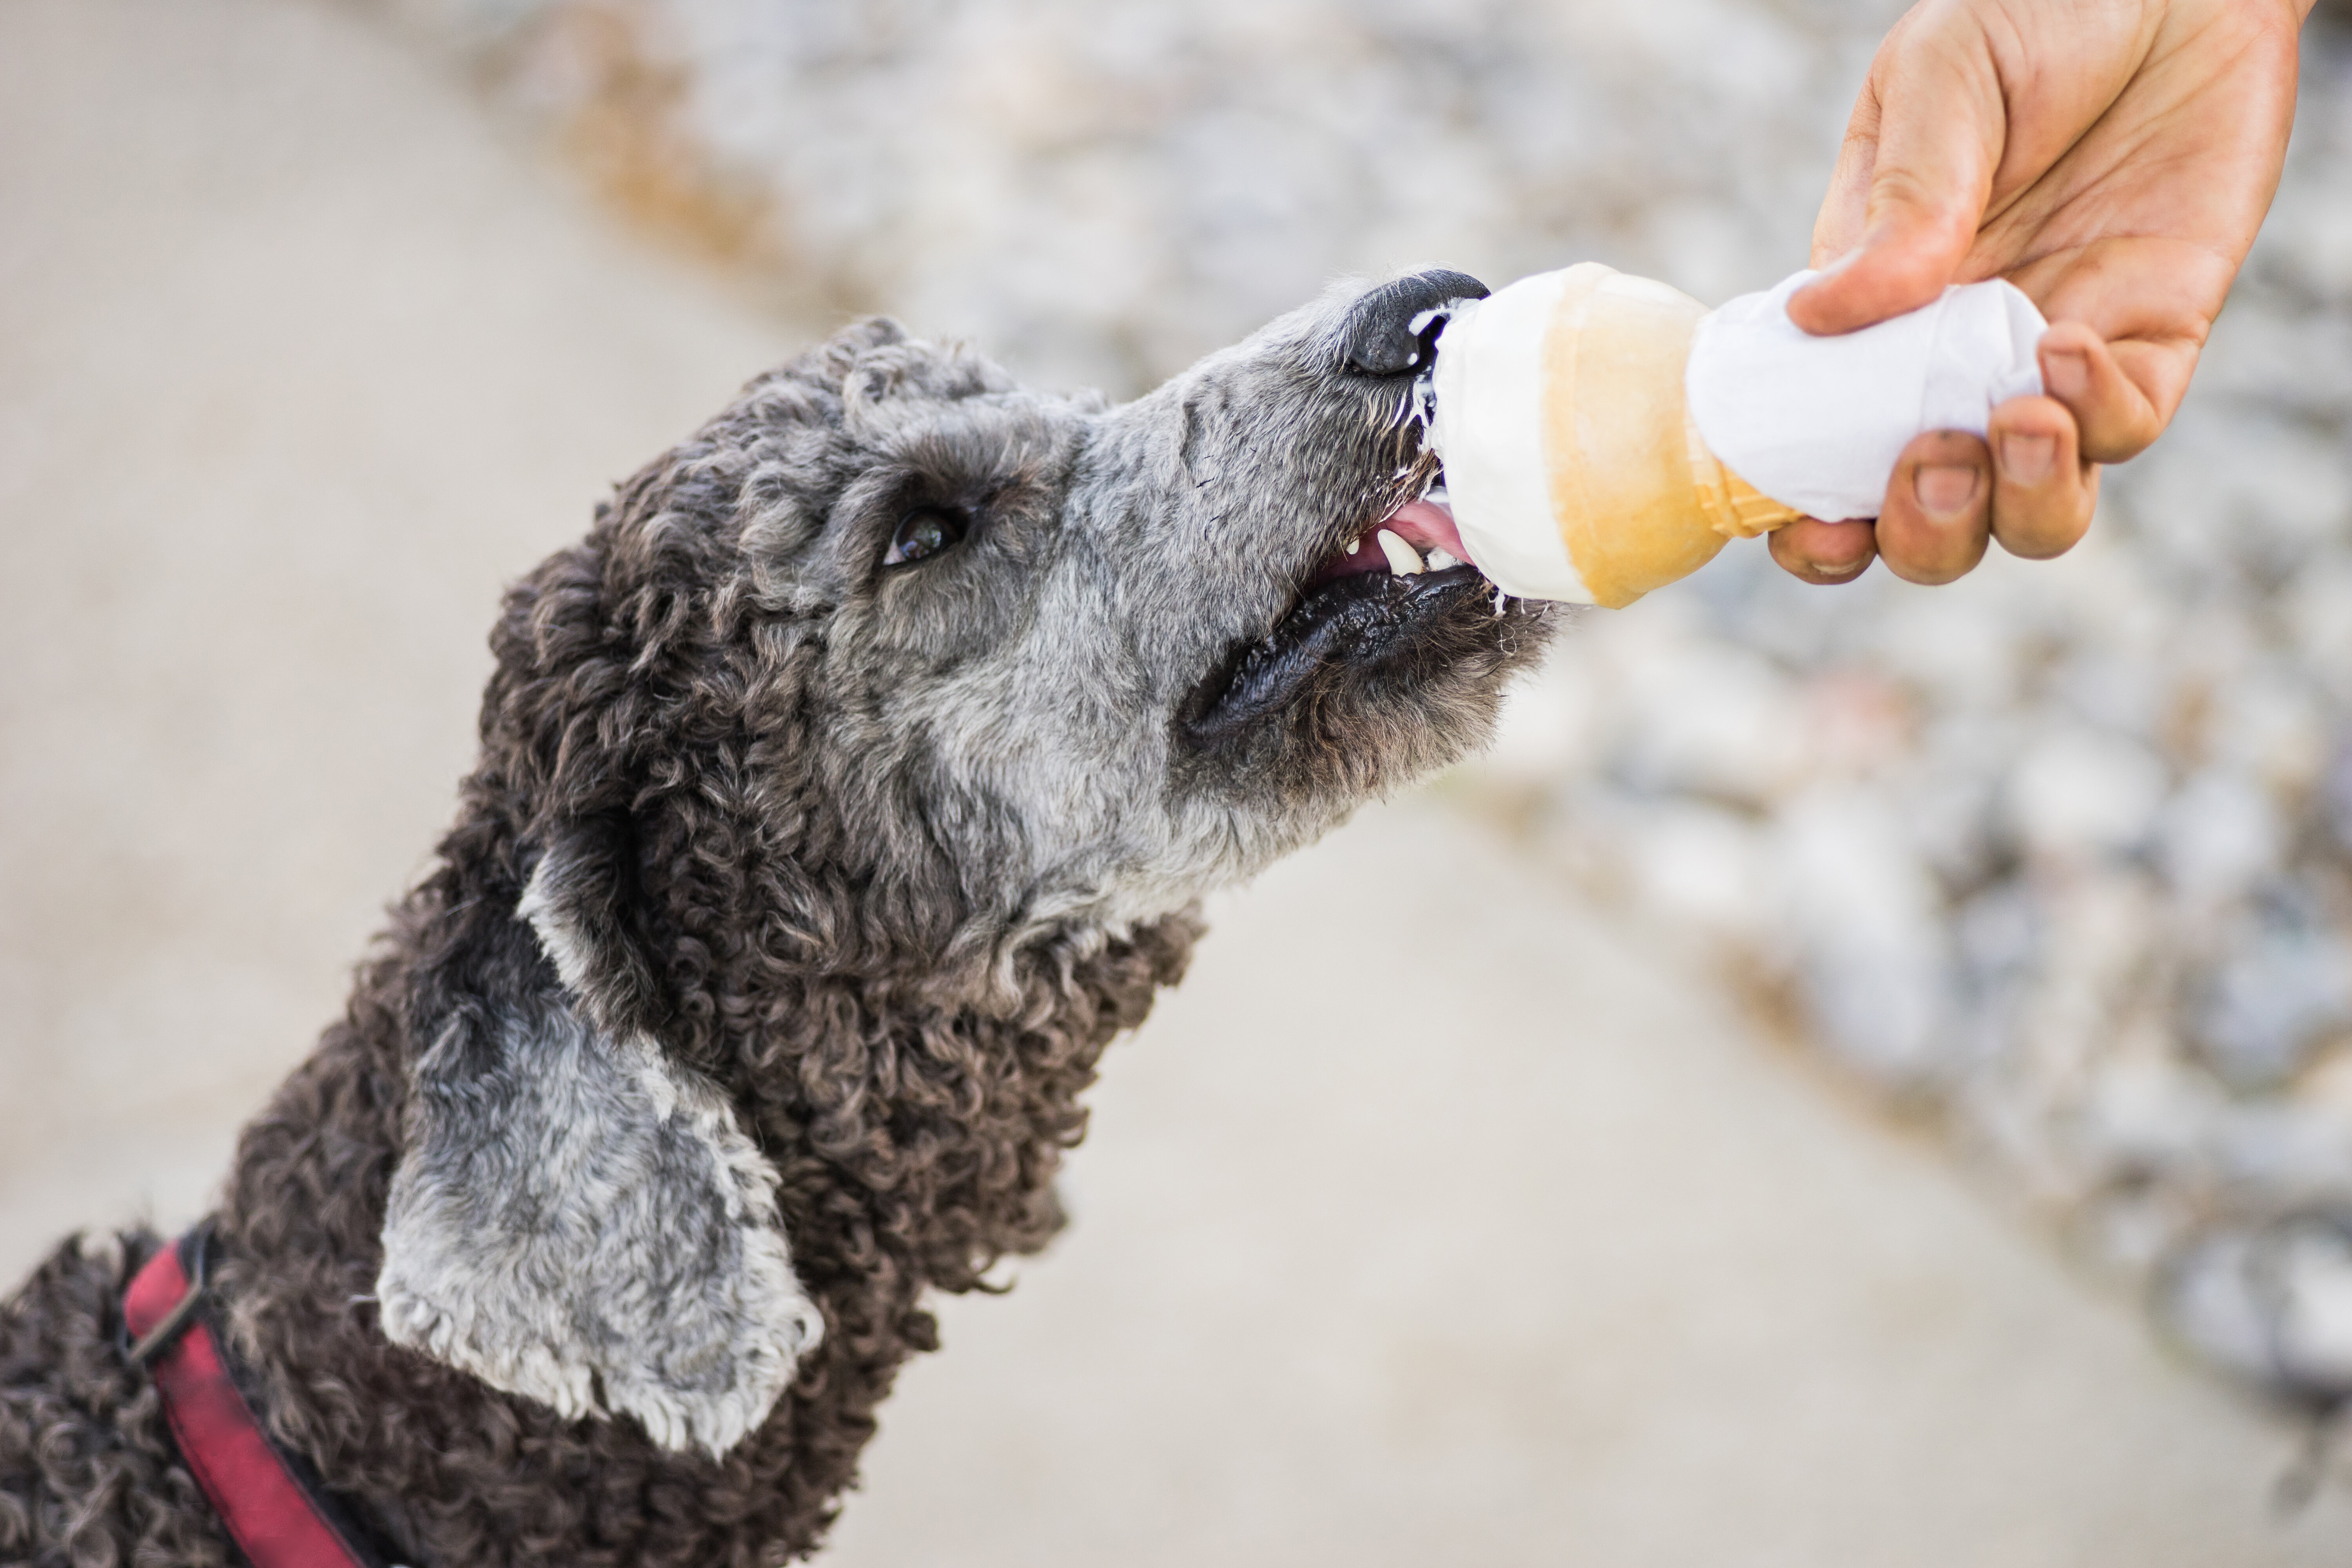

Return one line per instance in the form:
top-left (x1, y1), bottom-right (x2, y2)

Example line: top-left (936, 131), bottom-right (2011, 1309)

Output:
top-left (0, 269), bottom-right (1550, 1566)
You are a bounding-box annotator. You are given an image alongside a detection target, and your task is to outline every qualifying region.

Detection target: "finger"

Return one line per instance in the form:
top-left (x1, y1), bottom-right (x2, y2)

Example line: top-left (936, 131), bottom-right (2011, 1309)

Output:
top-left (1789, 183), bottom-right (1978, 338)
top-left (1808, 84), bottom-right (1882, 270)
top-left (1987, 394), bottom-right (2098, 560)
top-left (1769, 517), bottom-right (1878, 585)
top-left (1808, 4), bottom-right (1927, 269)
top-left (2036, 319), bottom-right (2169, 465)
top-left (1874, 429), bottom-right (1992, 584)
top-left (1789, 24), bottom-right (2003, 336)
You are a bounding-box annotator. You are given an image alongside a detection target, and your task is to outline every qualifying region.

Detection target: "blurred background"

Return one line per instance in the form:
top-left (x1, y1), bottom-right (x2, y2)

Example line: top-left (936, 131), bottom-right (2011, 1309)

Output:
top-left (11, 0), bottom-right (2352, 1560)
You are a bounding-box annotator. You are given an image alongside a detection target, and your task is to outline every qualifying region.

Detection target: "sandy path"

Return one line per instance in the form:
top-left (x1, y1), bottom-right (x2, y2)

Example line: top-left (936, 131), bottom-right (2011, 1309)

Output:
top-left (0, 0), bottom-right (2345, 1560)
top-left (0, 0), bottom-right (795, 1261)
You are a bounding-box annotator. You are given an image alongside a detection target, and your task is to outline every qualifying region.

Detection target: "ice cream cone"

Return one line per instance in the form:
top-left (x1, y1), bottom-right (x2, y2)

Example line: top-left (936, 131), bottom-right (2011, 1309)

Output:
top-left (1427, 261), bottom-right (2048, 608)
top-left (1432, 262), bottom-right (1800, 610)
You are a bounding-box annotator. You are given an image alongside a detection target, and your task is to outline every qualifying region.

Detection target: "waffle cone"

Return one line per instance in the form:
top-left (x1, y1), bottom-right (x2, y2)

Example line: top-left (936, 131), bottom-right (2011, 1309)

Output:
top-left (1537, 264), bottom-right (1800, 608)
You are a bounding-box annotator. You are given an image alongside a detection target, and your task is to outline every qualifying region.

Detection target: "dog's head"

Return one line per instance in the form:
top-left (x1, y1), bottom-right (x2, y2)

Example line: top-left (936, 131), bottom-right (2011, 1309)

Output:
top-left (615, 267), bottom-right (1539, 953)
top-left (376, 271), bottom-right (1554, 1459)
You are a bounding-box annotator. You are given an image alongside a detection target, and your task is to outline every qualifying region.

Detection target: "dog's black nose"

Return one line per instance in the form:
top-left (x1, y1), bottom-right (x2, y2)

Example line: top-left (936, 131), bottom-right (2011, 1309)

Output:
top-left (1339, 269), bottom-right (1490, 376)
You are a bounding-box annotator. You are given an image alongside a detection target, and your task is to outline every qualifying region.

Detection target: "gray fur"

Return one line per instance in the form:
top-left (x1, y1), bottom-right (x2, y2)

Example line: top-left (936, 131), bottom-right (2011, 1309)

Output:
top-left (377, 1004), bottom-right (822, 1457)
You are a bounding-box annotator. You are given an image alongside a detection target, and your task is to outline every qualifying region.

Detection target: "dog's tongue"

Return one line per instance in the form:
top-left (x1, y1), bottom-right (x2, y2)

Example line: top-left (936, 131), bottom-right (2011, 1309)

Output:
top-left (1307, 494), bottom-right (1477, 587)
top-left (1383, 497), bottom-right (1470, 566)
top-left (1302, 493), bottom-right (1487, 590)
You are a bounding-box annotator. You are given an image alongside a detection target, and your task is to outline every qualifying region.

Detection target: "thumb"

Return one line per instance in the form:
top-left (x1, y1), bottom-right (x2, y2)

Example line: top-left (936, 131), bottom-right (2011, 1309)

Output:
top-left (1789, 33), bottom-right (2000, 336)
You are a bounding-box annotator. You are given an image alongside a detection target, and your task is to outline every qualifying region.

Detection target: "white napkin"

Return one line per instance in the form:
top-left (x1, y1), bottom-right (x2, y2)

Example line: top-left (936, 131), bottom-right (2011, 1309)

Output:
top-left (1685, 269), bottom-right (2049, 522)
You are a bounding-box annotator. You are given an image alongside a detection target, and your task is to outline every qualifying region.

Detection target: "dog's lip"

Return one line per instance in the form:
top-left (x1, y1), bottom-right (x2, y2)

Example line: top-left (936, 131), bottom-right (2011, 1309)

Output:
top-left (1177, 465), bottom-right (1514, 740)
top-left (1181, 561), bottom-right (1494, 739)
top-left (1301, 495), bottom-right (1472, 590)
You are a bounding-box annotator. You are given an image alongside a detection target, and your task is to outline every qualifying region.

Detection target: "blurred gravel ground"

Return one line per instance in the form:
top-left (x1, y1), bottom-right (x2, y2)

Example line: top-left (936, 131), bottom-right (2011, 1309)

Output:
top-left (9, 0), bottom-right (2352, 1559)
top-left (361, 0), bottom-right (1888, 395)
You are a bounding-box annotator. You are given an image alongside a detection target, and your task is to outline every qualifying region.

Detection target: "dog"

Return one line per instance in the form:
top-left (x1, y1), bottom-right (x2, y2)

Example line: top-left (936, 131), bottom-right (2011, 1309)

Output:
top-left (0, 268), bottom-right (1551, 1565)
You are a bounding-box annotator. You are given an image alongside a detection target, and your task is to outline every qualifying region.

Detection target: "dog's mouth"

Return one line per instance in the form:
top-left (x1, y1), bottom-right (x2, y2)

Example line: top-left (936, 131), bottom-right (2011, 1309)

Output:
top-left (1298, 493), bottom-right (1475, 590)
top-left (1181, 477), bottom-right (1528, 742)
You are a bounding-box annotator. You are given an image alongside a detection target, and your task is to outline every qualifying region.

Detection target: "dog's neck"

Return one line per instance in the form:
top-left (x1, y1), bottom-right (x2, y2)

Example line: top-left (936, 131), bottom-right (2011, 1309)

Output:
top-left (205, 786), bottom-right (1201, 1565)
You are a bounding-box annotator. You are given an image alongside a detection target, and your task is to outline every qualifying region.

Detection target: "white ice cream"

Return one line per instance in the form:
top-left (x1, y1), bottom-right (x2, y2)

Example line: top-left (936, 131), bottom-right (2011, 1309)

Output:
top-left (1428, 269), bottom-right (1590, 602)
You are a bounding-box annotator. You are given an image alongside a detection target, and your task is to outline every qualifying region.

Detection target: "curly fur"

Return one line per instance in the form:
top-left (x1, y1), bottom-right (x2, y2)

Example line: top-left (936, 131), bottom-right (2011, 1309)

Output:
top-left (1, 272), bottom-right (1551, 1566)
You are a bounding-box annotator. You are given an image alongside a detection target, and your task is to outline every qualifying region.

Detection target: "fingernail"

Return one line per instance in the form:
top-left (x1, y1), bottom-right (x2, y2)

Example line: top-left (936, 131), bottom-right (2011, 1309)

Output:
top-left (2044, 349), bottom-right (2089, 402)
top-left (1914, 463), bottom-right (1982, 521)
top-left (2000, 433), bottom-right (2056, 487)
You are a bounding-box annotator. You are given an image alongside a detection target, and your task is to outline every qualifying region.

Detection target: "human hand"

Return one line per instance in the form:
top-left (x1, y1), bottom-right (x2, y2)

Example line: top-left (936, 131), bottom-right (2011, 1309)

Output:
top-left (1768, 0), bottom-right (2311, 588)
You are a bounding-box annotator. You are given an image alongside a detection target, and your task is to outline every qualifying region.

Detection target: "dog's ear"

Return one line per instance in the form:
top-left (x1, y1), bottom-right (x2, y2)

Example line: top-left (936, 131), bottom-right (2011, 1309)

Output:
top-left (514, 812), bottom-right (670, 1039)
top-left (379, 808), bottom-right (824, 1455)
top-left (376, 998), bottom-right (823, 1457)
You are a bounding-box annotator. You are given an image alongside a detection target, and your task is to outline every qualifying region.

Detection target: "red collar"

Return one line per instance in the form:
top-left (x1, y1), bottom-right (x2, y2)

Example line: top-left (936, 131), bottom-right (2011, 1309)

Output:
top-left (123, 1228), bottom-right (400, 1568)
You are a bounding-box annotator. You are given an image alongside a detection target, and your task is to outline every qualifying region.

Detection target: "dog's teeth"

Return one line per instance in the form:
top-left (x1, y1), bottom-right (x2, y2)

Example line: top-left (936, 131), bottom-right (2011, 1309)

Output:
top-left (1377, 529), bottom-right (1424, 576)
top-left (1425, 548), bottom-right (1462, 572)
top-left (1345, 534), bottom-right (1362, 555)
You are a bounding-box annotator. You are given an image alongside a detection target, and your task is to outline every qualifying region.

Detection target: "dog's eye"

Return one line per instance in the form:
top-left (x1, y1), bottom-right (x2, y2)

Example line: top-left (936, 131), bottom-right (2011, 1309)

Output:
top-left (884, 505), bottom-right (968, 567)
